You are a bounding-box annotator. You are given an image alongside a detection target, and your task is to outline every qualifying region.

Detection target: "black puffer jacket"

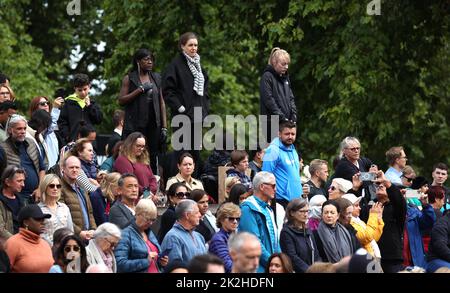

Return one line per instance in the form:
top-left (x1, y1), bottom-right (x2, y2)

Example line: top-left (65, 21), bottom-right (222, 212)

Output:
top-left (428, 213), bottom-right (450, 263)
top-left (259, 65), bottom-right (297, 122)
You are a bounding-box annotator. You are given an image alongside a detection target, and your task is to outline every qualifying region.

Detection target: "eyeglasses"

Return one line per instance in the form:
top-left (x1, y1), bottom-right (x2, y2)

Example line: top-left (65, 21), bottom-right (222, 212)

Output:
top-left (226, 217), bottom-right (241, 222)
top-left (401, 175), bottom-right (414, 182)
top-left (38, 101), bottom-right (50, 106)
top-left (262, 183), bottom-right (276, 189)
top-left (135, 144), bottom-right (146, 149)
top-left (375, 184), bottom-right (384, 190)
top-left (0, 91), bottom-right (10, 96)
top-left (48, 184), bottom-right (62, 189)
top-left (329, 186), bottom-right (337, 191)
top-left (346, 147), bottom-right (360, 152)
top-left (175, 192), bottom-right (190, 199)
top-left (104, 238), bottom-right (119, 249)
top-left (64, 245), bottom-right (80, 253)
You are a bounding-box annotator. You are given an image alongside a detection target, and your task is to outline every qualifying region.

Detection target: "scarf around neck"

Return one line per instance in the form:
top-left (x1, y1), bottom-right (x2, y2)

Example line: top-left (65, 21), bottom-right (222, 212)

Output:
top-left (317, 221), bottom-right (353, 263)
top-left (183, 52), bottom-right (205, 96)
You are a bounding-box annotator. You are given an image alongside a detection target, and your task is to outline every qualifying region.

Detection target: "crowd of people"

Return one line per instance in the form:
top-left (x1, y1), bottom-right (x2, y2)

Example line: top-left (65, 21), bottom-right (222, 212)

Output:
top-left (0, 31), bottom-right (450, 274)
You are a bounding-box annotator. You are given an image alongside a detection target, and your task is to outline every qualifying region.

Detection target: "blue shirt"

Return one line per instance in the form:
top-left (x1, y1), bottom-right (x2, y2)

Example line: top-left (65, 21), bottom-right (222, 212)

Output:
top-left (385, 167), bottom-right (403, 186)
top-left (262, 137), bottom-right (302, 201)
top-left (161, 222), bottom-right (206, 265)
top-left (17, 142), bottom-right (46, 199)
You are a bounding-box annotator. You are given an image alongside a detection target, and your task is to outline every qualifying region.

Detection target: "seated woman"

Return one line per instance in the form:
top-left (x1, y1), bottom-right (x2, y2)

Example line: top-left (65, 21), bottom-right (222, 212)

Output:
top-left (208, 202), bottom-right (241, 273)
top-left (166, 152), bottom-right (204, 192)
top-left (115, 199), bottom-right (169, 273)
top-left (226, 150), bottom-right (252, 189)
top-left (334, 198), bottom-right (362, 253)
top-left (100, 141), bottom-right (123, 172)
top-left (190, 189), bottom-right (218, 244)
top-left (70, 138), bottom-right (98, 180)
top-left (86, 223), bottom-right (121, 273)
top-left (114, 132), bottom-right (157, 197)
top-left (158, 182), bottom-right (189, 243)
top-left (280, 198), bottom-right (321, 273)
top-left (5, 204), bottom-right (54, 272)
top-left (327, 178), bottom-right (353, 200)
top-left (228, 183), bottom-right (251, 206)
top-left (38, 174), bottom-right (74, 246)
top-left (89, 172), bottom-right (121, 226)
top-left (265, 253), bottom-right (294, 273)
top-left (307, 195), bottom-right (327, 231)
top-left (0, 83), bottom-right (15, 102)
top-left (49, 234), bottom-right (89, 273)
top-left (342, 193), bottom-right (384, 258)
top-left (313, 201), bottom-right (354, 263)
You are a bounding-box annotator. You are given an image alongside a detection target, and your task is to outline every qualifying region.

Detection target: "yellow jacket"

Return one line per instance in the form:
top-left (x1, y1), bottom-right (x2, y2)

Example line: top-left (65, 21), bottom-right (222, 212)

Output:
top-left (350, 213), bottom-right (384, 257)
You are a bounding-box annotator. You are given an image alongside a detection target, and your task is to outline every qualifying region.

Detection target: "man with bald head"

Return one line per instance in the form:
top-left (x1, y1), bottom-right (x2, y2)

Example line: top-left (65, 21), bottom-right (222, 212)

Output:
top-left (60, 156), bottom-right (96, 240)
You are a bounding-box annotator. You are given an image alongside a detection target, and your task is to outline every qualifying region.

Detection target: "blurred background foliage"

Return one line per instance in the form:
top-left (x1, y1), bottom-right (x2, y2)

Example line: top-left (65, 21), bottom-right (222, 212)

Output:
top-left (0, 0), bottom-right (449, 176)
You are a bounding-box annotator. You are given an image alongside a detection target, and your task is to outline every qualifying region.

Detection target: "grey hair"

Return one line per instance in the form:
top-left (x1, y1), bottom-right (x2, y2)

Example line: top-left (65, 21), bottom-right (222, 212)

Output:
top-left (135, 198), bottom-right (157, 218)
top-left (6, 114), bottom-right (27, 133)
top-left (339, 136), bottom-right (360, 159)
top-left (252, 171), bottom-right (275, 191)
top-left (175, 199), bottom-right (197, 220)
top-left (228, 232), bottom-right (260, 253)
top-left (93, 222), bottom-right (121, 240)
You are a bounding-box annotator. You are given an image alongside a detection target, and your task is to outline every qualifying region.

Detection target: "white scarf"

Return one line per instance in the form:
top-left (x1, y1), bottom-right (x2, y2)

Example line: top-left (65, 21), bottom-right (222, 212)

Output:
top-left (183, 52), bottom-right (205, 96)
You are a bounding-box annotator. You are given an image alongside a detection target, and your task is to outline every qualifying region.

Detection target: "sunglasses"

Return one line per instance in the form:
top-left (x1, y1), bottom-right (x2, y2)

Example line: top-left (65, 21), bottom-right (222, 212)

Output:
top-left (263, 183), bottom-right (276, 189)
top-left (64, 245), bottom-right (80, 253)
top-left (401, 175), bottom-right (414, 183)
top-left (38, 101), bottom-right (50, 106)
top-left (329, 186), bottom-right (337, 191)
top-left (48, 184), bottom-right (62, 189)
top-left (226, 217), bottom-right (241, 222)
top-left (175, 192), bottom-right (190, 199)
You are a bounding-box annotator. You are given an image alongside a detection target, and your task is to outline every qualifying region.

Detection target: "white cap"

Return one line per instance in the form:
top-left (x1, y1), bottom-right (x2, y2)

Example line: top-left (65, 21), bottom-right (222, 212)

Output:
top-left (342, 193), bottom-right (363, 205)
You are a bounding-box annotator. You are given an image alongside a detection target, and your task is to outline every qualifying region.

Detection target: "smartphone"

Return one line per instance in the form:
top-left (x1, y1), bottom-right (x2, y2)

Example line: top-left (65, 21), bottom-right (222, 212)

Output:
top-left (360, 172), bottom-right (376, 181)
top-left (405, 189), bottom-right (420, 198)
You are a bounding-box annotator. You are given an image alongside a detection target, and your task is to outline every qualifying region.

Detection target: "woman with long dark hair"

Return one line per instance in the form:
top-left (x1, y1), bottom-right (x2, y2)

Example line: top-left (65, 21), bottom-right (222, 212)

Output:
top-left (118, 48), bottom-right (167, 175)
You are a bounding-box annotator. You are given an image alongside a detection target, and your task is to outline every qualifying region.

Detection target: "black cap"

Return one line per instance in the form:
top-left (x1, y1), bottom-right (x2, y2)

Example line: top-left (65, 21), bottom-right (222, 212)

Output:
top-left (348, 249), bottom-right (383, 273)
top-left (0, 100), bottom-right (18, 112)
top-left (18, 204), bottom-right (51, 224)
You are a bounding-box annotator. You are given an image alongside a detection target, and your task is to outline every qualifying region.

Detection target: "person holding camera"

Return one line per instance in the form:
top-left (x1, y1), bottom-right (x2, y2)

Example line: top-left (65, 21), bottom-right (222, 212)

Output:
top-left (119, 48), bottom-right (168, 175)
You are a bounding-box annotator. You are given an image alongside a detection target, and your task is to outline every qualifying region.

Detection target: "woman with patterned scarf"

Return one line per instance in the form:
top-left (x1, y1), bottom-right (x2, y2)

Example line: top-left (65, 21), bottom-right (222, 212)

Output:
top-left (162, 32), bottom-right (210, 175)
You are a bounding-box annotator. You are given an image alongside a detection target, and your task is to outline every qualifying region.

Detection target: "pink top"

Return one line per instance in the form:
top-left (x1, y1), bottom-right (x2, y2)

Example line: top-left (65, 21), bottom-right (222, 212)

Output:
top-left (114, 155), bottom-right (157, 195)
top-left (146, 239), bottom-right (159, 273)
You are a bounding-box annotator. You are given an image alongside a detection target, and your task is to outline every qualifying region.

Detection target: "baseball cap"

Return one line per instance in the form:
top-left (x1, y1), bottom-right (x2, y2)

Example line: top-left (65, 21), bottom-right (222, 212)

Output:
top-left (18, 204), bottom-right (51, 224)
top-left (342, 193), bottom-right (363, 205)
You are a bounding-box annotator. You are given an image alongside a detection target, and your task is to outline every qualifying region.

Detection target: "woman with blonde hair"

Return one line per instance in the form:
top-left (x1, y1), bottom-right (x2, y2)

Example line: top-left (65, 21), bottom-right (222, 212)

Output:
top-left (38, 174), bottom-right (74, 245)
top-left (260, 47), bottom-right (297, 143)
top-left (114, 132), bottom-right (157, 197)
top-left (0, 83), bottom-right (15, 102)
top-left (89, 172), bottom-right (121, 226)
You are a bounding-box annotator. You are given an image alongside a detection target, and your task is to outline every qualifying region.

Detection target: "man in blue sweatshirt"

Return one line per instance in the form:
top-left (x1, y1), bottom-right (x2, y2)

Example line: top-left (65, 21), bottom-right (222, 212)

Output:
top-left (262, 120), bottom-right (302, 208)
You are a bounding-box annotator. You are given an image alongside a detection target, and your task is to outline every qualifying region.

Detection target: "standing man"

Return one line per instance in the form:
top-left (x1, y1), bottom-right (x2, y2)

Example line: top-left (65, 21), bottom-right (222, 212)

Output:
top-left (0, 114), bottom-right (45, 203)
top-left (58, 73), bottom-right (103, 144)
top-left (262, 120), bottom-right (302, 208)
top-left (109, 173), bottom-right (139, 229)
top-left (375, 171), bottom-right (407, 273)
top-left (305, 159), bottom-right (329, 200)
top-left (385, 146), bottom-right (408, 186)
top-left (229, 232), bottom-right (262, 273)
top-left (239, 171), bottom-right (280, 272)
top-left (60, 156), bottom-right (96, 241)
top-left (431, 163), bottom-right (449, 214)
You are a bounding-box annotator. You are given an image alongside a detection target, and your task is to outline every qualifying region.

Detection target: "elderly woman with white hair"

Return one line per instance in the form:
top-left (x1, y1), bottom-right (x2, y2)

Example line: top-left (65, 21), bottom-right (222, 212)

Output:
top-left (86, 222), bottom-right (121, 273)
top-left (115, 199), bottom-right (169, 273)
top-left (38, 174), bottom-right (74, 245)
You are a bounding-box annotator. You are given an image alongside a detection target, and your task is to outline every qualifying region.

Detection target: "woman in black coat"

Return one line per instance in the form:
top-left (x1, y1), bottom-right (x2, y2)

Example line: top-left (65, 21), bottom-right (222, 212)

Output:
top-left (162, 32), bottom-right (209, 174)
top-left (280, 198), bottom-right (321, 273)
top-left (260, 47), bottom-right (297, 143)
top-left (118, 48), bottom-right (168, 175)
